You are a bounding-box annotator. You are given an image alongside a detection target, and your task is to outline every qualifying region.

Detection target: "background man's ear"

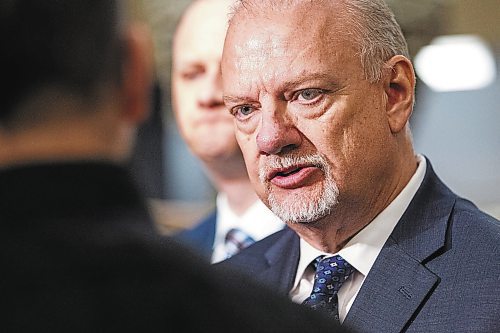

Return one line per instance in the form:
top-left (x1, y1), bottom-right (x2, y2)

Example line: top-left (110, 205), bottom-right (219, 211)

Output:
top-left (384, 55), bottom-right (416, 133)
top-left (121, 22), bottom-right (154, 125)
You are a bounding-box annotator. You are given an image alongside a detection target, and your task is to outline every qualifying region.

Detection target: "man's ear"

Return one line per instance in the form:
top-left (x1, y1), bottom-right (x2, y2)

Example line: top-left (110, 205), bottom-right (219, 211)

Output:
top-left (120, 22), bottom-right (154, 125)
top-left (383, 55), bottom-right (416, 133)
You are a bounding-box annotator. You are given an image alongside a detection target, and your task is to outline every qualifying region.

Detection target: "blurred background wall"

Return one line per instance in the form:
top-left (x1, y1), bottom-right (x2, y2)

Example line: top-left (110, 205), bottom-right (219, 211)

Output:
top-left (130, 0), bottom-right (500, 232)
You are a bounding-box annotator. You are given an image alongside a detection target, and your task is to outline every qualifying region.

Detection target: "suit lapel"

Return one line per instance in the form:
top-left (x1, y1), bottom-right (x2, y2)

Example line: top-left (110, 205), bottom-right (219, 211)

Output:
top-left (201, 210), bottom-right (217, 254)
top-left (343, 237), bottom-right (439, 332)
top-left (259, 228), bottom-right (301, 295)
top-left (344, 161), bottom-right (457, 332)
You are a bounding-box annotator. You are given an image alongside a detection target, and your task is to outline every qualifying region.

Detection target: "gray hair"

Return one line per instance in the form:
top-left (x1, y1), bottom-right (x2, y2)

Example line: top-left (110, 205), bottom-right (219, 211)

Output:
top-left (230, 0), bottom-right (409, 82)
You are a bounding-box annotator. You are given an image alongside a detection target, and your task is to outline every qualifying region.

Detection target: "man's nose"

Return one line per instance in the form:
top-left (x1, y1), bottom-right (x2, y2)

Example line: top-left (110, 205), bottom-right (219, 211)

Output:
top-left (256, 105), bottom-right (302, 155)
top-left (198, 71), bottom-right (224, 109)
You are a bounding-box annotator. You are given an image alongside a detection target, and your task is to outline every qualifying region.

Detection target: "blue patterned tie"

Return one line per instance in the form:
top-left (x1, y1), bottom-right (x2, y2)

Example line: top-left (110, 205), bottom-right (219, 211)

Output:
top-left (302, 255), bottom-right (355, 322)
top-left (224, 228), bottom-right (255, 259)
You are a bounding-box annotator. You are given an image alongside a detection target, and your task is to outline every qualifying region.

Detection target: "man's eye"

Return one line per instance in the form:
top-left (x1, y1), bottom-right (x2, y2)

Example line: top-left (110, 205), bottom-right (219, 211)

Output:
top-left (297, 89), bottom-right (323, 101)
top-left (233, 105), bottom-right (255, 117)
top-left (181, 71), bottom-right (202, 80)
top-left (180, 66), bottom-right (205, 81)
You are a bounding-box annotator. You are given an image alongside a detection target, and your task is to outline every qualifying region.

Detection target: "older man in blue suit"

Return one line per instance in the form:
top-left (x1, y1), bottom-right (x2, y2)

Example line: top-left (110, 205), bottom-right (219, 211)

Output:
top-left (217, 0), bottom-right (500, 332)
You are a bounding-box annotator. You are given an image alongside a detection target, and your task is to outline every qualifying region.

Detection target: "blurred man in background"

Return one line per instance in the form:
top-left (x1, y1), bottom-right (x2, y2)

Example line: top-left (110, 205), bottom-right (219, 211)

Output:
top-left (0, 0), bottom-right (350, 331)
top-left (171, 0), bottom-right (284, 263)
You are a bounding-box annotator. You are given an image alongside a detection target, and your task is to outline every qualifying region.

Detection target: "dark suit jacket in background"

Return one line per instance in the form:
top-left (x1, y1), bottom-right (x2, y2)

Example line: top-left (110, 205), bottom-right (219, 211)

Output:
top-left (217, 160), bottom-right (500, 332)
top-left (174, 209), bottom-right (217, 260)
top-left (0, 162), bottom-right (348, 333)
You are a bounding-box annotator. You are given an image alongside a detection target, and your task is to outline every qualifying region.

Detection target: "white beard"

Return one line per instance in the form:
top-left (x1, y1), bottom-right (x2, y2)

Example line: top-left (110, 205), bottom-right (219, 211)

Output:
top-left (259, 153), bottom-right (339, 224)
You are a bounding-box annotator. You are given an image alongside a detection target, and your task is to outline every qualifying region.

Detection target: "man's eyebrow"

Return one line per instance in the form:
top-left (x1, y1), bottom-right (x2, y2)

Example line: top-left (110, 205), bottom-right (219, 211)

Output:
top-left (173, 60), bottom-right (202, 70)
top-left (282, 73), bottom-right (338, 88)
top-left (223, 95), bottom-right (248, 104)
top-left (223, 73), bottom-right (340, 104)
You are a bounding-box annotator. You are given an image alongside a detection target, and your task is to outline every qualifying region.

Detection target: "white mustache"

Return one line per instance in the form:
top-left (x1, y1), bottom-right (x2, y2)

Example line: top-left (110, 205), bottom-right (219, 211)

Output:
top-left (258, 153), bottom-right (327, 184)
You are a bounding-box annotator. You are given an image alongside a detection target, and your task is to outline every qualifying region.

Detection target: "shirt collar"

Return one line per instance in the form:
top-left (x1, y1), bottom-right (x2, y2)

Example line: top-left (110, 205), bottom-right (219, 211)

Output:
top-left (215, 192), bottom-right (285, 241)
top-left (295, 155), bottom-right (427, 284)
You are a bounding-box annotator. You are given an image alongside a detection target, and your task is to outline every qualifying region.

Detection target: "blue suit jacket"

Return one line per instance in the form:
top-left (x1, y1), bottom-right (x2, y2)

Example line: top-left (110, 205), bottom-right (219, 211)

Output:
top-left (217, 161), bottom-right (500, 332)
top-left (174, 209), bottom-right (217, 260)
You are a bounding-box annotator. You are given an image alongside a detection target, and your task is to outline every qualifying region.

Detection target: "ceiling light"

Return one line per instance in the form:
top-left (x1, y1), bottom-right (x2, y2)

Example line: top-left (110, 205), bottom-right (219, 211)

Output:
top-left (414, 35), bottom-right (497, 92)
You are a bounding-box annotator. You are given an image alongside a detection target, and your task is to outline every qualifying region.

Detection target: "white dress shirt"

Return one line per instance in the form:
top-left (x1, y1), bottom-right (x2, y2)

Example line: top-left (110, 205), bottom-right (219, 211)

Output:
top-left (289, 155), bottom-right (426, 323)
top-left (211, 193), bottom-right (285, 263)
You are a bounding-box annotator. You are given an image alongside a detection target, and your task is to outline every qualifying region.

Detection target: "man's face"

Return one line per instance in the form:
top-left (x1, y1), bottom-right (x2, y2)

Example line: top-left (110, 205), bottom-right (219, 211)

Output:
top-left (172, 0), bottom-right (239, 162)
top-left (222, 5), bottom-right (396, 224)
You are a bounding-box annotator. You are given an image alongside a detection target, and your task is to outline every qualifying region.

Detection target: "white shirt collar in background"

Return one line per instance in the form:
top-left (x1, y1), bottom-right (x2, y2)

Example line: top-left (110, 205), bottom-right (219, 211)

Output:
top-left (211, 193), bottom-right (285, 263)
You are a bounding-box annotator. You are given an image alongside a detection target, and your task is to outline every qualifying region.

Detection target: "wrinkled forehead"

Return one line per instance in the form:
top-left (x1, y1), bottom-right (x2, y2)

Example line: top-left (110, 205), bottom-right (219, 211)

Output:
top-left (222, 2), bottom-right (354, 72)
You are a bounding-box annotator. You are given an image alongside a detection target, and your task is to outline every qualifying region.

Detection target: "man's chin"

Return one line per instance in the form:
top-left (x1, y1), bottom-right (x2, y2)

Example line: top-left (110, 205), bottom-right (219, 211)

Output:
top-left (266, 182), bottom-right (338, 224)
top-left (267, 196), bottom-right (336, 224)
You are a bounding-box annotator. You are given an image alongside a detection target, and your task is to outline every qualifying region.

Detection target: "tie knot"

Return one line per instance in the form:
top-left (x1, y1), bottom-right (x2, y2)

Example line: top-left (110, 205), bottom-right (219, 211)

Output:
top-left (224, 228), bottom-right (255, 258)
top-left (314, 255), bottom-right (353, 275)
top-left (302, 254), bottom-right (355, 319)
top-left (311, 255), bottom-right (354, 295)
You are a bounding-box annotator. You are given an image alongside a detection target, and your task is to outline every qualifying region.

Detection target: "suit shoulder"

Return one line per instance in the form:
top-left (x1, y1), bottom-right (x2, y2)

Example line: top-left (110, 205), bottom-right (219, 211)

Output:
top-left (452, 198), bottom-right (500, 237)
top-left (228, 227), bottom-right (291, 257)
top-left (450, 198), bottom-right (500, 258)
top-left (215, 227), bottom-right (295, 271)
top-left (172, 210), bottom-right (216, 247)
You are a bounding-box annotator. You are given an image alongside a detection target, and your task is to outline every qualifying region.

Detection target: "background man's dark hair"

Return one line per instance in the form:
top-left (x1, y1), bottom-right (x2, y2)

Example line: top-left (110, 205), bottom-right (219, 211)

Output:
top-left (1, 0), bottom-right (124, 125)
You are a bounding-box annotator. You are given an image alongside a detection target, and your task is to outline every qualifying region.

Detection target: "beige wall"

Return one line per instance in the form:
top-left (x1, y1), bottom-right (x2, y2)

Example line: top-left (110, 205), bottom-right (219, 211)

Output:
top-left (142, 0), bottom-right (192, 90)
top-left (448, 0), bottom-right (500, 49)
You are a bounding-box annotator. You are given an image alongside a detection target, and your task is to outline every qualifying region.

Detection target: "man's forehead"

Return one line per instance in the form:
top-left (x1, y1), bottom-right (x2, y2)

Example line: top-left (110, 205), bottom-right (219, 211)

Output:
top-left (226, 1), bottom-right (346, 44)
top-left (223, 7), bottom-right (347, 64)
top-left (230, 0), bottom-right (338, 17)
top-left (229, 0), bottom-right (344, 24)
top-left (178, 9), bottom-right (227, 38)
top-left (174, 2), bottom-right (232, 62)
